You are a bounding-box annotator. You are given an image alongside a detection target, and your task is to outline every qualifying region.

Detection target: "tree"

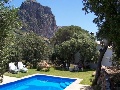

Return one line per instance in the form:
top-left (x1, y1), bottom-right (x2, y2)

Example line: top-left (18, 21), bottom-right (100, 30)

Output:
top-left (51, 25), bottom-right (97, 68)
top-left (1, 31), bottom-right (23, 63)
top-left (20, 32), bottom-right (49, 68)
top-left (0, 0), bottom-right (21, 82)
top-left (82, 0), bottom-right (120, 85)
top-left (51, 26), bottom-right (73, 45)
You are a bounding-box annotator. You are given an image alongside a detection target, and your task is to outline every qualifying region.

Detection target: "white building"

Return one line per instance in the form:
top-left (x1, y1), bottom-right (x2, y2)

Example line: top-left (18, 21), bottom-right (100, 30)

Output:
top-left (96, 41), bottom-right (113, 67)
top-left (74, 40), bottom-right (113, 69)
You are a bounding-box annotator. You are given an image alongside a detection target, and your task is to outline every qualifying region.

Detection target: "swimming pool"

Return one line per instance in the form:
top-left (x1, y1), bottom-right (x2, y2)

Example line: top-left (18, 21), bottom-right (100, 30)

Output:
top-left (0, 74), bottom-right (77, 90)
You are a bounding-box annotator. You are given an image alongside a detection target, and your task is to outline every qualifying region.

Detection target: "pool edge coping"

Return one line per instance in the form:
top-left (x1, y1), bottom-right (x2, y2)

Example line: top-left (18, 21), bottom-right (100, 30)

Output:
top-left (0, 73), bottom-right (83, 90)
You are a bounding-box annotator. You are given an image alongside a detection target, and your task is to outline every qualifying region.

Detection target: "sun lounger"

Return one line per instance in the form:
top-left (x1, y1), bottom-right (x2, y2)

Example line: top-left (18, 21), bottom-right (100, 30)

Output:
top-left (9, 63), bottom-right (18, 74)
top-left (18, 62), bottom-right (28, 73)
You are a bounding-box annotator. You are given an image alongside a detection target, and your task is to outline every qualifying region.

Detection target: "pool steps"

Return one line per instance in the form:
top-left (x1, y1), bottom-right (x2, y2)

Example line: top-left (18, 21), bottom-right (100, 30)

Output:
top-left (60, 82), bottom-right (71, 89)
top-left (60, 83), bottom-right (66, 88)
top-left (65, 82), bottom-right (70, 86)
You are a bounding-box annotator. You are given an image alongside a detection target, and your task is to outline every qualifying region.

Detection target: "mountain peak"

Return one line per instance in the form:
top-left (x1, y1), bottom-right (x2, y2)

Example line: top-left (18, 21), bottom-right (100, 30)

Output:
top-left (19, 1), bottom-right (57, 38)
top-left (26, 0), bottom-right (36, 2)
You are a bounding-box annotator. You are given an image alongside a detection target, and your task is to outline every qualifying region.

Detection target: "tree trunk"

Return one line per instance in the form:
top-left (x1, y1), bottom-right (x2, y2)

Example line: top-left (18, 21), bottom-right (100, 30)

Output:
top-left (92, 44), bottom-right (109, 86)
top-left (81, 55), bottom-right (85, 67)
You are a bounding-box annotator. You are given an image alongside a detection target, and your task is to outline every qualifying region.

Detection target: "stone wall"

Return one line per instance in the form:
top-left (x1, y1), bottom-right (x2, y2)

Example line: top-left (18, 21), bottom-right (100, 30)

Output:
top-left (97, 66), bottom-right (120, 90)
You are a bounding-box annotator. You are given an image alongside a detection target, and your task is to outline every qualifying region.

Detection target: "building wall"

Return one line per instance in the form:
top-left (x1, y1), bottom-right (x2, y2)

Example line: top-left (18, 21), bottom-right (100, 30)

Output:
top-left (101, 48), bottom-right (112, 66)
top-left (96, 44), bottom-right (102, 50)
top-left (74, 42), bottom-right (113, 68)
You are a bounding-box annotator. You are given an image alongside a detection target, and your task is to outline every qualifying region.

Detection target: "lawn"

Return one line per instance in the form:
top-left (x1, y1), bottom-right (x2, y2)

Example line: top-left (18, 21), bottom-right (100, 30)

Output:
top-left (4, 68), bottom-right (94, 85)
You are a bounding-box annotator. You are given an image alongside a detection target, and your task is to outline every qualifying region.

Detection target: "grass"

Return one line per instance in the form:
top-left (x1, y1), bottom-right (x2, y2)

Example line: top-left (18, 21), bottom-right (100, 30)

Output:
top-left (4, 68), bottom-right (94, 85)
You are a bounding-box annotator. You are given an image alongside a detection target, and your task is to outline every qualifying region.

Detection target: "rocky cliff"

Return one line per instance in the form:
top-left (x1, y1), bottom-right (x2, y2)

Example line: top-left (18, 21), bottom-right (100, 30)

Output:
top-left (18, 0), bottom-right (57, 38)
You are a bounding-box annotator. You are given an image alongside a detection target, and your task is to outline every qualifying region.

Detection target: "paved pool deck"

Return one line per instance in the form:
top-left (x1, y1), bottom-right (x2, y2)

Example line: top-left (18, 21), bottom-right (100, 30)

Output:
top-left (0, 75), bottom-right (93, 90)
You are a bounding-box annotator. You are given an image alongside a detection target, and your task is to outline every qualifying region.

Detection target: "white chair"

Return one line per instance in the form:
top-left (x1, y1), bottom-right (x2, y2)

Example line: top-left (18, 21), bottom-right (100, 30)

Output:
top-left (9, 62), bottom-right (18, 74)
top-left (74, 65), bottom-right (79, 71)
top-left (69, 67), bottom-right (74, 72)
top-left (18, 62), bottom-right (28, 73)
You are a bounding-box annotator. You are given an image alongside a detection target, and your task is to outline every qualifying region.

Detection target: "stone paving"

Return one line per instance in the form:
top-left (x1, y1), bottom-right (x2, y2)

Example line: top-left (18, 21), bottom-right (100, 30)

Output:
top-left (0, 75), bottom-right (19, 85)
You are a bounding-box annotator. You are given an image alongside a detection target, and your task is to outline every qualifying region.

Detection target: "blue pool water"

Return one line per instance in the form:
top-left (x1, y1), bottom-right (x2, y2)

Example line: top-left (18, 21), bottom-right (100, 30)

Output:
top-left (0, 75), bottom-right (76, 90)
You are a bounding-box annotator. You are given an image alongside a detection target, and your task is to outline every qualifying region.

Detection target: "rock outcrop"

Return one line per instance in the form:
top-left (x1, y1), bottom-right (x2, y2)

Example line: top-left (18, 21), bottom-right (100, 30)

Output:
top-left (19, 0), bottom-right (57, 38)
top-left (97, 66), bottom-right (120, 90)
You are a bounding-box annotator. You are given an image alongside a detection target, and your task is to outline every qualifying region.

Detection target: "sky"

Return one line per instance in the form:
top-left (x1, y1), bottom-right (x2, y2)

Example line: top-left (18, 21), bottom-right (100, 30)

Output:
top-left (9, 0), bottom-right (98, 34)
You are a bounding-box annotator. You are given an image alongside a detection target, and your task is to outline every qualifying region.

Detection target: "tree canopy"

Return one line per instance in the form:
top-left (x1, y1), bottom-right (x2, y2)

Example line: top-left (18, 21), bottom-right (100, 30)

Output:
top-left (51, 25), bottom-right (97, 67)
top-left (82, 0), bottom-right (120, 85)
top-left (20, 32), bottom-right (49, 68)
top-left (0, 0), bottom-right (21, 62)
top-left (83, 0), bottom-right (120, 56)
top-left (0, 0), bottom-right (21, 82)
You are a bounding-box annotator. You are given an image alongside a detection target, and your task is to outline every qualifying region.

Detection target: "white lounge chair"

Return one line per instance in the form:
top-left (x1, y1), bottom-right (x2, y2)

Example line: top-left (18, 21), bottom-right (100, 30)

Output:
top-left (74, 65), bottom-right (79, 71)
top-left (18, 62), bottom-right (28, 73)
top-left (9, 62), bottom-right (18, 74)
